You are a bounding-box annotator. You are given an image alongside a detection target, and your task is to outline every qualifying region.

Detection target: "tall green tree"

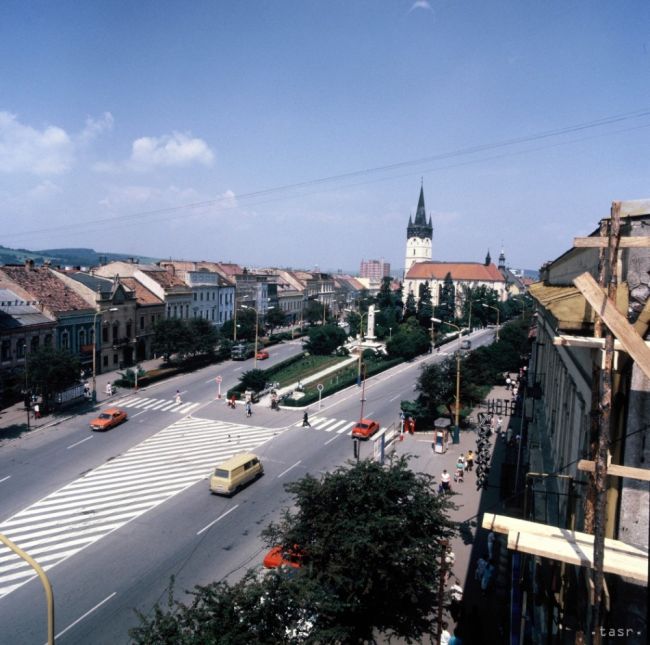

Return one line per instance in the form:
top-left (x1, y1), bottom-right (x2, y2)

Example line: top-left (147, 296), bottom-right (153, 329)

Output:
top-left (187, 318), bottom-right (219, 356)
top-left (262, 458), bottom-right (456, 644)
top-left (27, 346), bottom-right (80, 404)
top-left (152, 318), bottom-right (188, 362)
top-left (403, 290), bottom-right (417, 321)
top-left (265, 306), bottom-right (287, 332)
top-left (386, 318), bottom-right (430, 360)
top-left (304, 324), bottom-right (347, 355)
top-left (416, 281), bottom-right (434, 329)
top-left (433, 272), bottom-right (455, 324)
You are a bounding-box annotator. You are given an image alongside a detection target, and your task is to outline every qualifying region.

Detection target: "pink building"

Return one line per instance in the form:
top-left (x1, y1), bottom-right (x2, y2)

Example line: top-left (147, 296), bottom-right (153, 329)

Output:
top-left (360, 259), bottom-right (390, 281)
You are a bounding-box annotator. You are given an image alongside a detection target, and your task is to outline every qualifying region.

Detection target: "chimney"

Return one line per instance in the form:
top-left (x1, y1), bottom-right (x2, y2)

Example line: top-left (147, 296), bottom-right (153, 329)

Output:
top-left (24, 259), bottom-right (34, 271)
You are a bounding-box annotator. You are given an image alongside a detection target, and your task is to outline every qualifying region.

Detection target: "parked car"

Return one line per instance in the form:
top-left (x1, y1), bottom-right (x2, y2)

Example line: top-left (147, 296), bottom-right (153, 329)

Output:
top-left (351, 418), bottom-right (380, 439)
top-left (90, 407), bottom-right (128, 431)
top-left (460, 339), bottom-right (472, 350)
top-left (263, 545), bottom-right (304, 569)
top-left (256, 350), bottom-right (270, 360)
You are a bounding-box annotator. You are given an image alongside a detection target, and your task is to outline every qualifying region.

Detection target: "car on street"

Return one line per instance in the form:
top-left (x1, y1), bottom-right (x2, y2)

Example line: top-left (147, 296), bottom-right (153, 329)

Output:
top-left (90, 407), bottom-right (128, 431)
top-left (256, 350), bottom-right (270, 360)
top-left (263, 545), bottom-right (304, 569)
top-left (351, 418), bottom-right (380, 439)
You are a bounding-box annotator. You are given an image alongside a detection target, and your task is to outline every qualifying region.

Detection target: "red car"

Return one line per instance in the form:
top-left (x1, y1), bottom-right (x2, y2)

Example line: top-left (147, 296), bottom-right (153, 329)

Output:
top-left (256, 350), bottom-right (270, 360)
top-left (351, 418), bottom-right (380, 439)
top-left (90, 407), bottom-right (128, 431)
top-left (263, 545), bottom-right (304, 569)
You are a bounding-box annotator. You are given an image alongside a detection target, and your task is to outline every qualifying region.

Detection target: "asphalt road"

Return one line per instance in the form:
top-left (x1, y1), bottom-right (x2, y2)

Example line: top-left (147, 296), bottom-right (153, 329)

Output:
top-left (0, 329), bottom-right (495, 644)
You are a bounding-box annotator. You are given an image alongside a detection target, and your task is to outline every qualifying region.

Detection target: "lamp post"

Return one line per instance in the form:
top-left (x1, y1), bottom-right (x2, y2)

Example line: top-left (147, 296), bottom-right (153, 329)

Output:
top-left (482, 303), bottom-right (500, 341)
top-left (432, 318), bottom-right (463, 428)
top-left (92, 307), bottom-right (118, 403)
top-left (23, 344), bottom-right (30, 429)
top-left (242, 304), bottom-right (274, 368)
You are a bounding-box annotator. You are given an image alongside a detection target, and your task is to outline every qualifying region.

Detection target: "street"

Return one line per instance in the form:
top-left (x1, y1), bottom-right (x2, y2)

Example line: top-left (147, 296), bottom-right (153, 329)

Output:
top-left (0, 330), bottom-right (494, 644)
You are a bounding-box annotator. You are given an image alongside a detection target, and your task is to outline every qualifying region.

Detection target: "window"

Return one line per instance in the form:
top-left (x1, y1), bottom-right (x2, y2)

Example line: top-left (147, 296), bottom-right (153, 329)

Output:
top-left (193, 293), bottom-right (197, 301)
top-left (113, 353), bottom-right (118, 365)
top-left (173, 305), bottom-right (178, 318)
top-left (44, 334), bottom-right (52, 347)
top-left (200, 292), bottom-right (203, 301)
top-left (102, 326), bottom-right (108, 343)
top-left (78, 329), bottom-right (86, 347)
top-left (140, 316), bottom-right (145, 330)
top-left (61, 331), bottom-right (69, 349)
top-left (112, 323), bottom-right (119, 343)
top-left (126, 322), bottom-right (132, 339)
top-left (1, 340), bottom-right (10, 362)
top-left (103, 355), bottom-right (108, 367)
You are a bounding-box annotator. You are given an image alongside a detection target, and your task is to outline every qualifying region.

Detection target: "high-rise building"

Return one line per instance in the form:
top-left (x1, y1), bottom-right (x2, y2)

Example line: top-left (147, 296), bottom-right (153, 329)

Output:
top-left (360, 259), bottom-right (390, 281)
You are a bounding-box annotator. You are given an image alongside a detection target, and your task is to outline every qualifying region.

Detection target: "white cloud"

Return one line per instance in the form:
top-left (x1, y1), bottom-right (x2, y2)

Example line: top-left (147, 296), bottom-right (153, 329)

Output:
top-left (409, 1), bottom-right (432, 12)
top-left (0, 111), bottom-right (73, 175)
top-left (128, 132), bottom-right (214, 170)
top-left (29, 180), bottom-right (62, 200)
top-left (78, 112), bottom-right (114, 144)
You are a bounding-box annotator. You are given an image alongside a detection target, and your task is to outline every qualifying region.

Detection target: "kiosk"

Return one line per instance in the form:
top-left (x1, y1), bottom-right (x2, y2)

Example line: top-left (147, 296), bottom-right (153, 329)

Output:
top-left (433, 417), bottom-right (451, 454)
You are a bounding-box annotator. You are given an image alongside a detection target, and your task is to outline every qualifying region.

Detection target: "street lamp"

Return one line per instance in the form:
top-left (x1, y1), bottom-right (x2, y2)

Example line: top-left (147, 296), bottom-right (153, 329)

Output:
top-left (23, 343), bottom-right (30, 429)
top-left (432, 318), bottom-right (463, 429)
top-left (92, 307), bottom-right (118, 402)
top-left (482, 303), bottom-right (500, 341)
top-left (242, 304), bottom-right (274, 368)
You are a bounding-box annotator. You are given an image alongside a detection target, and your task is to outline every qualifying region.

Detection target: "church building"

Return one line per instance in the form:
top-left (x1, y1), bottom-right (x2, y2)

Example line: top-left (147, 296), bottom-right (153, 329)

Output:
top-left (403, 186), bottom-right (507, 310)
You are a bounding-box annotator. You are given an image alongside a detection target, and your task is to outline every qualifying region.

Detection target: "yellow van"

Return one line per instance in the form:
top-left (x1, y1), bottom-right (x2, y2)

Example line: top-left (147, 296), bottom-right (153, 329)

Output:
top-left (209, 452), bottom-right (264, 495)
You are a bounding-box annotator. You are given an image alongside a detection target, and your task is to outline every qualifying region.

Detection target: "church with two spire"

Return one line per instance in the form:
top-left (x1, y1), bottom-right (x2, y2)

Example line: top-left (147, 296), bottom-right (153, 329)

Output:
top-left (402, 185), bottom-right (508, 309)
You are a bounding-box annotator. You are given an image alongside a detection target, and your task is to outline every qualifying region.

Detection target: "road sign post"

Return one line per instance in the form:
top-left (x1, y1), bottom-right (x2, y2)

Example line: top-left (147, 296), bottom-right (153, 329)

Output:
top-left (317, 383), bottom-right (323, 409)
top-left (216, 375), bottom-right (222, 399)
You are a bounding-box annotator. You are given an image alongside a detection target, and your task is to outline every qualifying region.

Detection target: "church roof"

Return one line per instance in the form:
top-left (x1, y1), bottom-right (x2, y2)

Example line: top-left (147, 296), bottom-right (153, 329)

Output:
top-left (405, 261), bottom-right (505, 282)
top-left (407, 186), bottom-right (433, 240)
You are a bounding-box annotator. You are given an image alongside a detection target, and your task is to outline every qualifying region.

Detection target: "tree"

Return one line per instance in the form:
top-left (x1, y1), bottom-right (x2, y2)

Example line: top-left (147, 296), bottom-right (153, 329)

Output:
top-left (27, 346), bottom-right (80, 404)
top-left (385, 319), bottom-right (430, 360)
top-left (239, 368), bottom-right (268, 392)
top-left (262, 458), bottom-right (456, 644)
top-left (403, 290), bottom-right (417, 321)
top-left (345, 310), bottom-right (361, 337)
top-left (187, 318), bottom-right (219, 357)
top-left (303, 324), bottom-right (347, 355)
top-left (152, 318), bottom-right (189, 362)
top-left (433, 272), bottom-right (455, 324)
top-left (265, 307), bottom-right (287, 332)
top-left (416, 281), bottom-right (434, 329)
top-left (130, 571), bottom-right (309, 645)
top-left (304, 299), bottom-right (326, 325)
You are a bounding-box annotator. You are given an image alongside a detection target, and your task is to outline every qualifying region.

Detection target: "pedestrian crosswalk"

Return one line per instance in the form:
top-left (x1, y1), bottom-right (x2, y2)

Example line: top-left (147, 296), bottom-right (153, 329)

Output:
top-left (293, 416), bottom-right (354, 434)
top-left (0, 417), bottom-right (284, 599)
top-left (116, 395), bottom-right (201, 415)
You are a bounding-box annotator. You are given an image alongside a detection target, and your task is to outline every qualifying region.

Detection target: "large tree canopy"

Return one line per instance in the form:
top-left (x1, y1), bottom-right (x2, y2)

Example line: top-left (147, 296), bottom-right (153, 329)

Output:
top-left (262, 458), bottom-right (456, 644)
top-left (27, 346), bottom-right (80, 402)
top-left (303, 324), bottom-right (347, 355)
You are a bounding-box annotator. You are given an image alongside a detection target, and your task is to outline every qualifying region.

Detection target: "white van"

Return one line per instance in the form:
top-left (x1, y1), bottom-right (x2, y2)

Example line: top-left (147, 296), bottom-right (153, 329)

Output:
top-left (210, 452), bottom-right (263, 495)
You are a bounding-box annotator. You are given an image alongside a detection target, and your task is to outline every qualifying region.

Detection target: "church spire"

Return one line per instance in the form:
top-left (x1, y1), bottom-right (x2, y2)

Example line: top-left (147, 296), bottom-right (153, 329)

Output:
top-left (485, 249), bottom-right (491, 266)
top-left (407, 185), bottom-right (433, 240)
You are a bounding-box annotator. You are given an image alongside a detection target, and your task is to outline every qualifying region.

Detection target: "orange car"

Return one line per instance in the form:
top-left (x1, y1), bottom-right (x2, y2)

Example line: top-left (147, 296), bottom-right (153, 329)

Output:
top-left (90, 407), bottom-right (128, 431)
top-left (351, 418), bottom-right (380, 439)
top-left (263, 545), bottom-right (304, 569)
top-left (256, 350), bottom-right (270, 360)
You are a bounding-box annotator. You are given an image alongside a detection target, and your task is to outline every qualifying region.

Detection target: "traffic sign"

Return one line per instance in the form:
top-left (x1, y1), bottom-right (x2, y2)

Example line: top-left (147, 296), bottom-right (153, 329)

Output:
top-left (216, 376), bottom-right (222, 383)
top-left (317, 383), bottom-right (323, 392)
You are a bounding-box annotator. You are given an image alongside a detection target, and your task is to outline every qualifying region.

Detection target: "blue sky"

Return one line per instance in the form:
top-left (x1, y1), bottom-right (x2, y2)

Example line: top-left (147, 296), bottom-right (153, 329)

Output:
top-left (1, 0), bottom-right (649, 276)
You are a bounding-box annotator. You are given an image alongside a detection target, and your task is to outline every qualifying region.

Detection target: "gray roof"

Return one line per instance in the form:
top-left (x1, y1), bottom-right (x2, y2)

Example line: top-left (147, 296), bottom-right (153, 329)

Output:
top-left (0, 288), bottom-right (53, 329)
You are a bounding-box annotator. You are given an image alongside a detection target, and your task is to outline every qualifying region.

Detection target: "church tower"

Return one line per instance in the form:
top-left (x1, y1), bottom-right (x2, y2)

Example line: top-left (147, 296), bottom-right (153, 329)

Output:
top-left (498, 247), bottom-right (506, 271)
top-left (404, 184), bottom-right (433, 276)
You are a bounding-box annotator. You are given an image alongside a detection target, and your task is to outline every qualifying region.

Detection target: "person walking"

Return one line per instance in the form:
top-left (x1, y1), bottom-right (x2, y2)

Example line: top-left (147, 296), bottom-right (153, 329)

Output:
top-left (175, 390), bottom-right (182, 405)
top-left (302, 411), bottom-right (311, 427)
top-left (245, 401), bottom-right (252, 417)
top-left (34, 403), bottom-right (41, 419)
top-left (465, 449), bottom-right (474, 471)
top-left (440, 469), bottom-right (451, 493)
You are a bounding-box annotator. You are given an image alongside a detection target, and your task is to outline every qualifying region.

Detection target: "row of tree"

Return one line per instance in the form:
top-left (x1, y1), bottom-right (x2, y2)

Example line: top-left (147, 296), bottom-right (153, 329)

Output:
top-left (130, 458), bottom-right (456, 644)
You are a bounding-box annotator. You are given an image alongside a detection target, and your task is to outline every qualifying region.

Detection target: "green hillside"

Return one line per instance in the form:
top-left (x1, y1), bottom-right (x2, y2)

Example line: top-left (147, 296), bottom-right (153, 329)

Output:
top-left (0, 245), bottom-right (159, 268)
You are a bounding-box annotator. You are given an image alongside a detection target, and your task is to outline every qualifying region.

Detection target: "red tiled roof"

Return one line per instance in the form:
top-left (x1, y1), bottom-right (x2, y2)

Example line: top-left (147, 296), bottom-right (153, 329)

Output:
top-left (0, 266), bottom-right (93, 313)
top-left (141, 269), bottom-right (188, 289)
top-left (405, 262), bottom-right (505, 282)
top-left (120, 278), bottom-right (164, 306)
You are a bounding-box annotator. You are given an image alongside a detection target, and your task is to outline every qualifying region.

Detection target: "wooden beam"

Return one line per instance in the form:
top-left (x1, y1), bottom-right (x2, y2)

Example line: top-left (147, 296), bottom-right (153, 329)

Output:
top-left (507, 530), bottom-right (647, 583)
top-left (553, 334), bottom-right (650, 350)
top-left (574, 237), bottom-right (650, 248)
top-left (577, 459), bottom-right (650, 482)
top-left (482, 514), bottom-right (647, 558)
top-left (573, 272), bottom-right (650, 380)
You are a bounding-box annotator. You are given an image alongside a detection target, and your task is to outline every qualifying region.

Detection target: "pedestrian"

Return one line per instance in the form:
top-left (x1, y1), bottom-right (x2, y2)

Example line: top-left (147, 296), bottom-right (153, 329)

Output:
top-left (448, 627), bottom-right (464, 645)
top-left (454, 455), bottom-right (465, 483)
top-left (487, 531), bottom-right (495, 560)
top-left (497, 415), bottom-right (503, 438)
top-left (505, 376), bottom-right (511, 390)
top-left (440, 469), bottom-right (451, 492)
top-left (246, 401), bottom-right (252, 417)
top-left (481, 559), bottom-right (495, 594)
top-left (175, 390), bottom-right (182, 404)
top-left (440, 621), bottom-right (451, 645)
top-left (34, 403), bottom-right (41, 419)
top-left (465, 449), bottom-right (474, 471)
top-left (302, 411), bottom-right (311, 427)
top-left (475, 554), bottom-right (488, 581)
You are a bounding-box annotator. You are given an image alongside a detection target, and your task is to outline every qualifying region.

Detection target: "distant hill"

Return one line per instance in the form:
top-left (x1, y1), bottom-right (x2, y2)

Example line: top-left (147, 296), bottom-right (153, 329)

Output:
top-left (0, 245), bottom-right (159, 268)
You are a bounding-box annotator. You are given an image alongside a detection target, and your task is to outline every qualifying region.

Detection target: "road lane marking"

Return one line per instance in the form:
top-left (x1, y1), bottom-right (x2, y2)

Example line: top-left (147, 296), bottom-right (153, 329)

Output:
top-left (131, 410), bottom-right (147, 418)
top-left (0, 475), bottom-right (10, 484)
top-left (66, 437), bottom-right (93, 450)
top-left (389, 394), bottom-right (401, 402)
top-left (197, 505), bottom-right (239, 535)
top-left (324, 435), bottom-right (339, 445)
top-left (277, 460), bottom-right (302, 478)
top-left (49, 592), bottom-right (117, 644)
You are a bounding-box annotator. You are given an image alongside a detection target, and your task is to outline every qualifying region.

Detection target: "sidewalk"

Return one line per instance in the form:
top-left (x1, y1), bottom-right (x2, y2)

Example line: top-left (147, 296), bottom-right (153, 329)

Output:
top-left (0, 357), bottom-right (165, 441)
top-left (388, 383), bottom-right (518, 645)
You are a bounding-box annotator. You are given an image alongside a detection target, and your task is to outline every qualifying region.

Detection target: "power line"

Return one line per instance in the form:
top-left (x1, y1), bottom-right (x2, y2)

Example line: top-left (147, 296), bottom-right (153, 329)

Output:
top-left (5, 108), bottom-right (650, 244)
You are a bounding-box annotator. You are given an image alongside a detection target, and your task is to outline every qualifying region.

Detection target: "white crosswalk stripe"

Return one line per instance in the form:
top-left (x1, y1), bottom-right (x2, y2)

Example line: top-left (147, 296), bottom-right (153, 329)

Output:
top-left (117, 396), bottom-right (200, 414)
top-left (294, 416), bottom-right (354, 434)
top-left (0, 417), bottom-right (284, 599)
